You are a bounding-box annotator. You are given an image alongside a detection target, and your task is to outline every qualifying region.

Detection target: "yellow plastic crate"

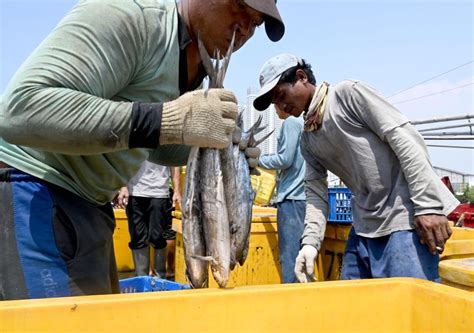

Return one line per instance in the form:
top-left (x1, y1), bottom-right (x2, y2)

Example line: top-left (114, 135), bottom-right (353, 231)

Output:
top-left (439, 258), bottom-right (474, 292)
top-left (174, 206), bottom-right (292, 288)
top-left (251, 168), bottom-right (276, 206)
top-left (113, 209), bottom-right (134, 272)
top-left (440, 227), bottom-right (474, 260)
top-left (1, 278), bottom-right (472, 332)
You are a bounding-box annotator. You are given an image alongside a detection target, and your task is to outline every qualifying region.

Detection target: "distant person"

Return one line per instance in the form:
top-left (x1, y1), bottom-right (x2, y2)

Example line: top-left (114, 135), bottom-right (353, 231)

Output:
top-left (115, 162), bottom-right (181, 279)
top-left (258, 107), bottom-right (306, 283)
top-left (253, 54), bottom-right (459, 283)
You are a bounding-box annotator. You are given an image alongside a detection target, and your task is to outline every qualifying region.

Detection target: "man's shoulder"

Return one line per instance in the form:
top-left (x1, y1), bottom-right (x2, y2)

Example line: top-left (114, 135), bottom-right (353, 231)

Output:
top-left (333, 79), bottom-right (360, 95)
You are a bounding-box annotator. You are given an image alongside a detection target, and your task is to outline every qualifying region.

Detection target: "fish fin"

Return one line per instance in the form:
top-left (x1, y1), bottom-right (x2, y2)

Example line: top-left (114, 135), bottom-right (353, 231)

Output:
top-left (253, 129), bottom-right (275, 147)
top-left (191, 255), bottom-right (217, 265)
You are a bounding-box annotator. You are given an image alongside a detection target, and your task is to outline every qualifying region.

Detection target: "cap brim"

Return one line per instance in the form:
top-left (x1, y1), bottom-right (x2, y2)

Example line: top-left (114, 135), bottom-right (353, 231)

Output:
top-left (253, 76), bottom-right (280, 111)
top-left (244, 0), bottom-right (285, 42)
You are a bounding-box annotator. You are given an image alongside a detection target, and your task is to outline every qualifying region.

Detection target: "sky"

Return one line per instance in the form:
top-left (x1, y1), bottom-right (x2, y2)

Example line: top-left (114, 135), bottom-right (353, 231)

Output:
top-left (1, 0), bottom-right (473, 174)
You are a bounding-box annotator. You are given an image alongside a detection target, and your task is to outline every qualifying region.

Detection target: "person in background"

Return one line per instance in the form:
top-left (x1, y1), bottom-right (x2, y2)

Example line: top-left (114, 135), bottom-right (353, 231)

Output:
top-left (0, 0), bottom-right (284, 300)
top-left (115, 162), bottom-right (181, 279)
top-left (252, 53), bottom-right (459, 283)
top-left (258, 106), bottom-right (306, 283)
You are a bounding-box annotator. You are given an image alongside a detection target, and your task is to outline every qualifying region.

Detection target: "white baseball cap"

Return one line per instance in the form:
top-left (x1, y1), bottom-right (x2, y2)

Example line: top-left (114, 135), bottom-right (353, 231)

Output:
top-left (253, 53), bottom-right (301, 111)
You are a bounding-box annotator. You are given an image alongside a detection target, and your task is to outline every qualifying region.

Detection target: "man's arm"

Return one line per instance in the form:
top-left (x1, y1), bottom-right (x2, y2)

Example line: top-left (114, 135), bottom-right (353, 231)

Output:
top-left (345, 81), bottom-right (458, 253)
top-left (170, 167), bottom-right (182, 209)
top-left (294, 135), bottom-right (329, 282)
top-left (259, 118), bottom-right (300, 170)
top-left (385, 124), bottom-right (456, 253)
top-left (1, 1), bottom-right (147, 154)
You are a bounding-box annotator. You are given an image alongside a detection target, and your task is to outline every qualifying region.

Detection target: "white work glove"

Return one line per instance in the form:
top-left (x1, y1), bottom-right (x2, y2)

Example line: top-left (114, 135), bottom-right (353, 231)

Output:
top-left (160, 89), bottom-right (238, 148)
top-left (294, 245), bottom-right (318, 283)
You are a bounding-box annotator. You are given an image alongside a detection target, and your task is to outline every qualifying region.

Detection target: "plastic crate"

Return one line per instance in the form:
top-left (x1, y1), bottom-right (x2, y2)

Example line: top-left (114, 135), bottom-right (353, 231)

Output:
top-left (119, 276), bottom-right (190, 293)
top-left (327, 187), bottom-right (353, 223)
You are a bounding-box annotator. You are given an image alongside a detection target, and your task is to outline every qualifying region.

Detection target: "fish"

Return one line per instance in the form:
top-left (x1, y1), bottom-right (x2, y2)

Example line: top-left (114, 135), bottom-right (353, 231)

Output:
top-left (196, 148), bottom-right (231, 288)
top-left (181, 147), bottom-right (208, 288)
top-left (219, 143), bottom-right (240, 270)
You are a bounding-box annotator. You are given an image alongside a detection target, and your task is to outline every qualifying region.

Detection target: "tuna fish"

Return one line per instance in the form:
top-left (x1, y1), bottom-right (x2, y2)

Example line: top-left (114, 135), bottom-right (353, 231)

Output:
top-left (198, 148), bottom-right (231, 287)
top-left (181, 147), bottom-right (208, 288)
top-left (182, 32), bottom-right (272, 288)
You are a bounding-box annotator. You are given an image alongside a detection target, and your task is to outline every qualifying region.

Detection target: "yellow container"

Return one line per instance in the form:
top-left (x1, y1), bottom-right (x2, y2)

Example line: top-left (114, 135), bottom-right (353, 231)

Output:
top-left (439, 258), bottom-right (474, 292)
top-left (319, 223), bottom-right (351, 281)
top-left (440, 227), bottom-right (474, 260)
top-left (1, 278), bottom-right (473, 332)
top-left (251, 168), bottom-right (276, 206)
top-left (113, 209), bottom-right (134, 272)
top-left (174, 206), bottom-right (324, 287)
top-left (176, 207), bottom-right (276, 287)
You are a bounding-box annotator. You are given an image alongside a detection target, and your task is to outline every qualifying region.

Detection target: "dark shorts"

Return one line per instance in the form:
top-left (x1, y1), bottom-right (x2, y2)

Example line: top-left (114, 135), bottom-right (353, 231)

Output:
top-left (126, 196), bottom-right (175, 250)
top-left (0, 168), bottom-right (119, 300)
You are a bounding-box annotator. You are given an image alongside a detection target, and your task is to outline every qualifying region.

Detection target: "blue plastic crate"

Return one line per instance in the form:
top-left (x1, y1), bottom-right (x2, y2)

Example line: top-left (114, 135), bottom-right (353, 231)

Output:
top-left (119, 276), bottom-right (191, 293)
top-left (327, 187), bottom-right (353, 223)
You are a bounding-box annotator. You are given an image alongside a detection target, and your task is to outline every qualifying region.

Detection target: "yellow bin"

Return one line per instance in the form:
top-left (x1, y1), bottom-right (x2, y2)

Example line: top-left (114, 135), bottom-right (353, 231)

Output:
top-left (113, 209), bottom-right (134, 272)
top-left (174, 206), bottom-right (289, 287)
top-left (1, 278), bottom-right (473, 332)
top-left (439, 258), bottom-right (474, 292)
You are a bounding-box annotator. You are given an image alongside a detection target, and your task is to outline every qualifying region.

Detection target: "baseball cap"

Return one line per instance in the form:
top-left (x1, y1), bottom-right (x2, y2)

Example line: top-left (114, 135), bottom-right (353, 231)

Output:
top-left (244, 0), bottom-right (285, 42)
top-left (253, 53), bottom-right (301, 111)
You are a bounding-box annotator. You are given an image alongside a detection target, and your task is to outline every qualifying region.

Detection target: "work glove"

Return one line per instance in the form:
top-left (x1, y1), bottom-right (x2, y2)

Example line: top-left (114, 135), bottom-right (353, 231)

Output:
top-left (160, 89), bottom-right (238, 149)
top-left (235, 130), bottom-right (261, 175)
top-left (294, 245), bottom-right (318, 283)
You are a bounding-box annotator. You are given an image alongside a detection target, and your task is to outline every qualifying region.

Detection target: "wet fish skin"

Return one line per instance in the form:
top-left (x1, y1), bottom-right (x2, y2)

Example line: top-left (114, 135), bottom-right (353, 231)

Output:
top-left (182, 147), bottom-right (208, 288)
top-left (232, 129), bottom-right (255, 266)
top-left (220, 143), bottom-right (240, 270)
top-left (199, 148), bottom-right (231, 288)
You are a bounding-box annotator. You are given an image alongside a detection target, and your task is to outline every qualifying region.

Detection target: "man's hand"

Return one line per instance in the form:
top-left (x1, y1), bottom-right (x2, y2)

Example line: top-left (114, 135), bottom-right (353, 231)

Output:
top-left (294, 245), bottom-right (318, 283)
top-left (160, 89), bottom-right (238, 148)
top-left (113, 187), bottom-right (129, 209)
top-left (414, 214), bottom-right (452, 255)
top-left (172, 190), bottom-right (182, 211)
top-left (245, 147), bottom-right (261, 175)
top-left (235, 128), bottom-right (261, 175)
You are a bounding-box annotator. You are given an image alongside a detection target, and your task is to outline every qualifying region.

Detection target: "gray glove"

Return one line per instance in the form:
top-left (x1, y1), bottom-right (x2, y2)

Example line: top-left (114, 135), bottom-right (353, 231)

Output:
top-left (160, 89), bottom-right (237, 148)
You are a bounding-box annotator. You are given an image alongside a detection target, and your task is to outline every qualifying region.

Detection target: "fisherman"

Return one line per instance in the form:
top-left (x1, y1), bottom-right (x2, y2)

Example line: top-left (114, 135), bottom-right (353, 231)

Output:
top-left (115, 162), bottom-right (181, 279)
top-left (0, 0), bottom-right (284, 300)
top-left (252, 54), bottom-right (459, 283)
top-left (258, 106), bottom-right (306, 283)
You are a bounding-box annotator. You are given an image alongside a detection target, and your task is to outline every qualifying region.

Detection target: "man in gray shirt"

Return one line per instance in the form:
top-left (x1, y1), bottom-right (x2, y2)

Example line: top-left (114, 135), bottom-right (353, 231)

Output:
top-left (253, 54), bottom-right (459, 282)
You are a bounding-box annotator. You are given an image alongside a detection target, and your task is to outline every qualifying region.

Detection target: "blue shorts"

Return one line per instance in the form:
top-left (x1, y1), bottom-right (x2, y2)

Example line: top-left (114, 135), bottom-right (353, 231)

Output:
top-left (0, 168), bottom-right (119, 300)
top-left (340, 228), bottom-right (440, 282)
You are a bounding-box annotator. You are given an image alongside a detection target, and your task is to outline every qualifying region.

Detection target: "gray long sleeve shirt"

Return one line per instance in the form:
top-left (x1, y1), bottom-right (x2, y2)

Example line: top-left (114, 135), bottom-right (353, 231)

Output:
top-left (301, 80), bottom-right (459, 250)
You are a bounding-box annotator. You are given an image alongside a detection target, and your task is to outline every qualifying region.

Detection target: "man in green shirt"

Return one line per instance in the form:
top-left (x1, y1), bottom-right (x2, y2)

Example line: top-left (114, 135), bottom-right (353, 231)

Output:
top-left (0, 0), bottom-right (284, 300)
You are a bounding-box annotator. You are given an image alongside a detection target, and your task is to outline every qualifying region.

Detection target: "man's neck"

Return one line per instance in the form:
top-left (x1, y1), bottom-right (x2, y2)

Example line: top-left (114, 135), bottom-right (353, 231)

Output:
top-left (178, 0), bottom-right (202, 88)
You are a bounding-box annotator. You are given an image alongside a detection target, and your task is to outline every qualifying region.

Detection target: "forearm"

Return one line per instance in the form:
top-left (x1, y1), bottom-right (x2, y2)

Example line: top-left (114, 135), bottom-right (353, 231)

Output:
top-left (259, 153), bottom-right (291, 170)
top-left (0, 1), bottom-right (151, 154)
top-left (300, 178), bottom-right (329, 251)
top-left (386, 124), bottom-right (445, 215)
top-left (171, 167), bottom-right (181, 192)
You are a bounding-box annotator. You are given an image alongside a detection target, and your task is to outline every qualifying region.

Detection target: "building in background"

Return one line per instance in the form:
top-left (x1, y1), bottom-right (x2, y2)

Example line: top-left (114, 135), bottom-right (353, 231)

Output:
top-left (434, 166), bottom-right (474, 194)
top-left (242, 88), bottom-right (283, 155)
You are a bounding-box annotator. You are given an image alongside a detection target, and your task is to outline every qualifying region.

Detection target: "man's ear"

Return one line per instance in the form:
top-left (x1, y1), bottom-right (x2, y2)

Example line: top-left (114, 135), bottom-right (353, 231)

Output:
top-left (296, 69), bottom-right (308, 83)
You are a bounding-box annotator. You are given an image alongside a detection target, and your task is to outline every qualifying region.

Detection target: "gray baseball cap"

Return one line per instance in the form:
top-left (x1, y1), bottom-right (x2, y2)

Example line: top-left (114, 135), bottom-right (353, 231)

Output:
top-left (244, 0), bottom-right (285, 42)
top-left (253, 53), bottom-right (301, 111)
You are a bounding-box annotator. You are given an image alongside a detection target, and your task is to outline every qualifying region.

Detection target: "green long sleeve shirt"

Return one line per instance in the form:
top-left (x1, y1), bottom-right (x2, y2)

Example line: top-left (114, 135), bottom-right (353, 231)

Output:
top-left (0, 0), bottom-right (191, 205)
